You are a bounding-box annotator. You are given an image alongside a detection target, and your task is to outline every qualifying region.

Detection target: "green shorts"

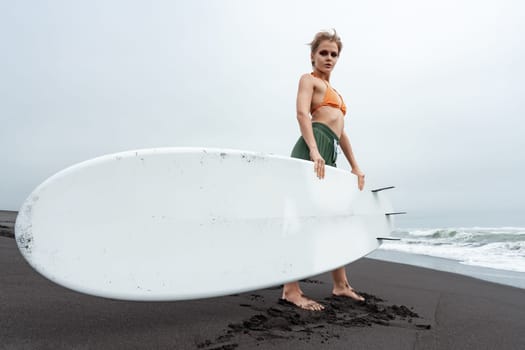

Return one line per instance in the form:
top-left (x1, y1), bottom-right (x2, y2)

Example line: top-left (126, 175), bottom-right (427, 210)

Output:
top-left (291, 122), bottom-right (340, 167)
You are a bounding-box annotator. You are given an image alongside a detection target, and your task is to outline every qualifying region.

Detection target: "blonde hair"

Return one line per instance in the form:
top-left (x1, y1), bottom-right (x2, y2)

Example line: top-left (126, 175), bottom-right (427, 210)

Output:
top-left (309, 29), bottom-right (343, 55)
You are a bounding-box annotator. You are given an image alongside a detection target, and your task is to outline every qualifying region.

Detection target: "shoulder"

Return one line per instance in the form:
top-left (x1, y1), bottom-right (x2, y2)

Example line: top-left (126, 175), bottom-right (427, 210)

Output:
top-left (298, 73), bottom-right (316, 88)
top-left (299, 73), bottom-right (314, 83)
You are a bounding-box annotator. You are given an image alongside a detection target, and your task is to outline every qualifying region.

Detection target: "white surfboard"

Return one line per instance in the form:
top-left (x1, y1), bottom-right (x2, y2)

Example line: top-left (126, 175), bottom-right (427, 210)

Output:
top-left (15, 148), bottom-right (396, 301)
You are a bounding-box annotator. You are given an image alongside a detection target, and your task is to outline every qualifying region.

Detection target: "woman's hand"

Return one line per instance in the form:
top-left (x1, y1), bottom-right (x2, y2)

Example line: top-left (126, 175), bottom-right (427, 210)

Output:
top-left (351, 168), bottom-right (365, 190)
top-left (310, 149), bottom-right (325, 179)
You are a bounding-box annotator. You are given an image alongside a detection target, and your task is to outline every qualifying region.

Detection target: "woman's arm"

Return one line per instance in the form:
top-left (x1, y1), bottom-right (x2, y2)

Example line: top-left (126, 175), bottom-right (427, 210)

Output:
top-left (296, 74), bottom-right (326, 179)
top-left (340, 130), bottom-right (365, 190)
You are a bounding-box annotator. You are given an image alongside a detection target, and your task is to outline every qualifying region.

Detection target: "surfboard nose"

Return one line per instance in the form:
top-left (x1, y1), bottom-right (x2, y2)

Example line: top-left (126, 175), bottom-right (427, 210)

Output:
top-left (14, 193), bottom-right (38, 259)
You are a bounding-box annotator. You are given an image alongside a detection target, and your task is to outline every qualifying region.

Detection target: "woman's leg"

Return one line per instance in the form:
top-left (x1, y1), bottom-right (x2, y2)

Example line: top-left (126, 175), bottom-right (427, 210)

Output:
top-left (331, 267), bottom-right (365, 301)
top-left (281, 281), bottom-right (324, 311)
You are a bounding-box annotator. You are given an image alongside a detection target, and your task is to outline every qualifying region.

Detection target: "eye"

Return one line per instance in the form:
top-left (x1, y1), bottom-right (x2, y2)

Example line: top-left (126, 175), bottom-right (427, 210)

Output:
top-left (319, 50), bottom-right (338, 58)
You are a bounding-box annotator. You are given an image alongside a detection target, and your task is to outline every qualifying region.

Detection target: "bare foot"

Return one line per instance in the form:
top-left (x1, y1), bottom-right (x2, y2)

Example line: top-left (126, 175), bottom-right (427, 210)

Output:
top-left (281, 292), bottom-right (324, 311)
top-left (332, 286), bottom-right (365, 301)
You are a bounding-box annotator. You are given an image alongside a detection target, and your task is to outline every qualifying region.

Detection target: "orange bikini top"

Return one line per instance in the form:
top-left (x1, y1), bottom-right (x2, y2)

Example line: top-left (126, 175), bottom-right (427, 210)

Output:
top-left (310, 72), bottom-right (347, 116)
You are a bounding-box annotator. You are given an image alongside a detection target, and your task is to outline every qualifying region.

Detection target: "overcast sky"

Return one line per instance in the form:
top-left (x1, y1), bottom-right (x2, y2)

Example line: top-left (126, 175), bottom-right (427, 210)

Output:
top-left (1, 0), bottom-right (524, 227)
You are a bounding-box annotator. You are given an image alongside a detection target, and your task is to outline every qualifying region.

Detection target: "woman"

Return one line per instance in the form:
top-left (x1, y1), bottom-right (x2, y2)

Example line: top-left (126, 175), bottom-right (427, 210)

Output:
top-left (282, 30), bottom-right (366, 311)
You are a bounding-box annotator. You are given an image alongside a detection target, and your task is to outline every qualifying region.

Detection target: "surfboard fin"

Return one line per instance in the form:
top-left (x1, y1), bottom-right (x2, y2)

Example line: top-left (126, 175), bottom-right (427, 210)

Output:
top-left (371, 186), bottom-right (395, 192)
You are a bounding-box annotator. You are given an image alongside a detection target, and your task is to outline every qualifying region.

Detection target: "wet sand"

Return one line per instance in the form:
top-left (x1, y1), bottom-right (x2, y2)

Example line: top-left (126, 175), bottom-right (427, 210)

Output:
top-left (0, 210), bottom-right (16, 238)
top-left (1, 211), bottom-right (525, 349)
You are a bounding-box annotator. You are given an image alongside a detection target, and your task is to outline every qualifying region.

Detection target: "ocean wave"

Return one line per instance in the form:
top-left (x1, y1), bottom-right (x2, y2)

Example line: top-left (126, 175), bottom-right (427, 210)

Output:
top-left (392, 228), bottom-right (525, 243)
top-left (381, 227), bottom-right (525, 273)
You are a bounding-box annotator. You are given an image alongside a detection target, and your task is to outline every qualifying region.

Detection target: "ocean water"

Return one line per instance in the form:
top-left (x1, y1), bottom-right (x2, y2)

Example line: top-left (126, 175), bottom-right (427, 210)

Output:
top-left (368, 227), bottom-right (525, 289)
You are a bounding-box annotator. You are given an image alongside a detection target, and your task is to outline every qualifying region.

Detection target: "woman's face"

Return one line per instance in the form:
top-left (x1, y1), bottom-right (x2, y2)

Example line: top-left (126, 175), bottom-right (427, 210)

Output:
top-left (311, 40), bottom-right (339, 74)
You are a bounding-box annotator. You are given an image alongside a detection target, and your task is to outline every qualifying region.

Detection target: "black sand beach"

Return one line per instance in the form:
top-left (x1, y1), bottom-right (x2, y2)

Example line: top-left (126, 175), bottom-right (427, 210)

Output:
top-left (1, 211), bottom-right (525, 349)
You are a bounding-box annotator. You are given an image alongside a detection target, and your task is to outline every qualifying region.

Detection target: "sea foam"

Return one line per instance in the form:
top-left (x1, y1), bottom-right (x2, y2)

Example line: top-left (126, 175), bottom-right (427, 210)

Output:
top-left (379, 227), bottom-right (525, 272)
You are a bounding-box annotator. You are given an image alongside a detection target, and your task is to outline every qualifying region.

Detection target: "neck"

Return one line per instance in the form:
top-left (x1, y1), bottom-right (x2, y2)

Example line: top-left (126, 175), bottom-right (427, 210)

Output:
top-left (312, 69), bottom-right (330, 82)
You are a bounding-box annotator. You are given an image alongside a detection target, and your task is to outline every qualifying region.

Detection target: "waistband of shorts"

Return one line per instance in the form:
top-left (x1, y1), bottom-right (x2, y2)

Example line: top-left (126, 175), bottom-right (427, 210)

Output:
top-left (312, 122), bottom-right (339, 142)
